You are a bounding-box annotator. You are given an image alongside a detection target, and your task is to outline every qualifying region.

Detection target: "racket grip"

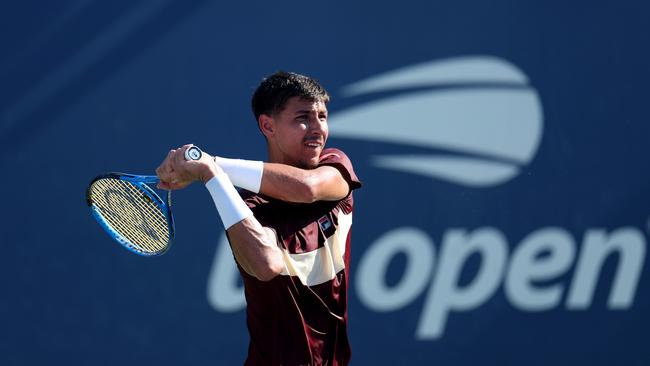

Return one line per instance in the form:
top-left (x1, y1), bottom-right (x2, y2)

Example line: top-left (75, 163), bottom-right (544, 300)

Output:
top-left (184, 146), bottom-right (203, 161)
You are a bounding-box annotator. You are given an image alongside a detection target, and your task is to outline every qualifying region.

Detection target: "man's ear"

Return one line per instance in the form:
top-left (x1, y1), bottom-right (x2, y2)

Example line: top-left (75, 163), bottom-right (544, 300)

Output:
top-left (258, 114), bottom-right (274, 138)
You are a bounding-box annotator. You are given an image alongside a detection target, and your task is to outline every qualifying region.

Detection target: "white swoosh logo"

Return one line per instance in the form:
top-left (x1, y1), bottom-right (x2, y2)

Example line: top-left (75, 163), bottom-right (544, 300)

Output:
top-left (329, 56), bottom-right (543, 187)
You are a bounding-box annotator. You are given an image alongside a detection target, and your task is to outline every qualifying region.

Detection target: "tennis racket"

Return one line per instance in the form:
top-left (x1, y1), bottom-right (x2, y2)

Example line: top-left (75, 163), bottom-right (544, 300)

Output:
top-left (86, 146), bottom-right (203, 256)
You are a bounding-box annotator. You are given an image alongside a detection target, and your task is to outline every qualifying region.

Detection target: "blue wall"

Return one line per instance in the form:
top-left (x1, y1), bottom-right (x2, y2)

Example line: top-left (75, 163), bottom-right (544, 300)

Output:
top-left (1, 1), bottom-right (649, 364)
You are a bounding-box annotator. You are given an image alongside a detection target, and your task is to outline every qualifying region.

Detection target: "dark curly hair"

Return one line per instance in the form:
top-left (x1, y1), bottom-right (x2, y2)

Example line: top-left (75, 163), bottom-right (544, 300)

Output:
top-left (251, 71), bottom-right (330, 121)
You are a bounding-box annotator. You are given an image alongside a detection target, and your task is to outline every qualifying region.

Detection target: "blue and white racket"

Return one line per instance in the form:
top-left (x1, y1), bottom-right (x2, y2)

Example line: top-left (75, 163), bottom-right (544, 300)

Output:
top-left (86, 146), bottom-right (202, 256)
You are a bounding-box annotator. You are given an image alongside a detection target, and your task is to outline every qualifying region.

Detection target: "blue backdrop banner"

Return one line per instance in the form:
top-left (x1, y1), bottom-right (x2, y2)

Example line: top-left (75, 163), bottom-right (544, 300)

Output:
top-left (1, 1), bottom-right (648, 365)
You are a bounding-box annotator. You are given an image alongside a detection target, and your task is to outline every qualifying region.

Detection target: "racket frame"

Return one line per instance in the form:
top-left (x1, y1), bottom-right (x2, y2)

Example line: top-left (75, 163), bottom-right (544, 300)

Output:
top-left (86, 172), bottom-right (175, 256)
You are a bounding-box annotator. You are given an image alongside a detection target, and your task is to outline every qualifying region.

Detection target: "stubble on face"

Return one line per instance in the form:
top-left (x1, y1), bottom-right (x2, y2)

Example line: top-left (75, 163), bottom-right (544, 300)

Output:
top-left (268, 97), bottom-right (329, 169)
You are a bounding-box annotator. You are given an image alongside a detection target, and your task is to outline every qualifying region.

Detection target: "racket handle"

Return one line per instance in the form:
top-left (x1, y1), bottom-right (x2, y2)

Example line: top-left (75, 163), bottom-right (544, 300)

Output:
top-left (184, 146), bottom-right (203, 161)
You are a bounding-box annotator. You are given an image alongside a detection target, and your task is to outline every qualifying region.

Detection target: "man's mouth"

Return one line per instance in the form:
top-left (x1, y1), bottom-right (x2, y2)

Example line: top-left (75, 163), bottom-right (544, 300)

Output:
top-left (304, 141), bottom-right (322, 148)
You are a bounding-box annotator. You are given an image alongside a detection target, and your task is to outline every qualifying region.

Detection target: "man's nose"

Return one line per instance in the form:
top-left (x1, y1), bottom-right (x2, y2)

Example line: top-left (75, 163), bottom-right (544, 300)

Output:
top-left (308, 117), bottom-right (324, 135)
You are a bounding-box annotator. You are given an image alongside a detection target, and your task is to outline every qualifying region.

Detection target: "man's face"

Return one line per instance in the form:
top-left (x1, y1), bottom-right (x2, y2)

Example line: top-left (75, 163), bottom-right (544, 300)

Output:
top-left (264, 96), bottom-right (329, 169)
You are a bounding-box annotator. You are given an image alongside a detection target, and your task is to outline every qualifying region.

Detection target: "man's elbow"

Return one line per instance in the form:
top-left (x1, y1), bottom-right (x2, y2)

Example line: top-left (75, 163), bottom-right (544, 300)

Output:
top-left (301, 183), bottom-right (320, 203)
top-left (299, 182), bottom-right (348, 203)
top-left (299, 175), bottom-right (335, 203)
top-left (298, 171), bottom-right (349, 203)
top-left (254, 254), bottom-right (284, 282)
top-left (286, 181), bottom-right (319, 203)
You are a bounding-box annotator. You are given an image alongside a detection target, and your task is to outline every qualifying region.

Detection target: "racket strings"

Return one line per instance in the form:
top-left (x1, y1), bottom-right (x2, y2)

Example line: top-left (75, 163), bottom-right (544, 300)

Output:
top-left (90, 178), bottom-right (170, 254)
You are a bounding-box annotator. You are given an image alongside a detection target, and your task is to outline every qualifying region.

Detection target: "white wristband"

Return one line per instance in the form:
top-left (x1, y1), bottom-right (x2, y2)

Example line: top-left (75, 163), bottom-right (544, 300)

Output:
top-left (205, 174), bottom-right (254, 229)
top-left (213, 156), bottom-right (264, 193)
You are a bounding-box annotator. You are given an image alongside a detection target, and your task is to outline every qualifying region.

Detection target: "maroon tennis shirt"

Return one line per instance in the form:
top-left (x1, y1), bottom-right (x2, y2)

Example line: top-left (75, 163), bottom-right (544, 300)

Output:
top-left (231, 148), bottom-right (362, 366)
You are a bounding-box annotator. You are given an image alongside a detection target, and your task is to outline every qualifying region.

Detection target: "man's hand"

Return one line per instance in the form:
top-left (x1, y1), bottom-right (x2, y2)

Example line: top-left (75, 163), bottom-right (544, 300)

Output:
top-left (156, 144), bottom-right (222, 190)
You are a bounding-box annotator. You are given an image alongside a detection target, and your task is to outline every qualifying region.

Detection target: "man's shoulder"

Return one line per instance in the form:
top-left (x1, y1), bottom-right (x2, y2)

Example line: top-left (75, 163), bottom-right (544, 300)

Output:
top-left (319, 147), bottom-right (362, 190)
top-left (319, 147), bottom-right (351, 164)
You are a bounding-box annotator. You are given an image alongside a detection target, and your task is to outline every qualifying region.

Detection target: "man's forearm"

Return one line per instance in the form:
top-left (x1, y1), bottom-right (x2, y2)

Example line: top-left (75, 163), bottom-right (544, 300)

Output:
top-left (212, 156), bottom-right (309, 200)
top-left (227, 217), bottom-right (283, 281)
top-left (260, 163), bottom-right (340, 203)
top-left (212, 156), bottom-right (348, 203)
top-left (204, 169), bottom-right (283, 281)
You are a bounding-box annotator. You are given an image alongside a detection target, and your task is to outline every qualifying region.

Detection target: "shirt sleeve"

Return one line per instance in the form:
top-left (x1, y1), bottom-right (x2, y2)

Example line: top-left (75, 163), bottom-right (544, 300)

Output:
top-left (318, 148), bottom-right (362, 191)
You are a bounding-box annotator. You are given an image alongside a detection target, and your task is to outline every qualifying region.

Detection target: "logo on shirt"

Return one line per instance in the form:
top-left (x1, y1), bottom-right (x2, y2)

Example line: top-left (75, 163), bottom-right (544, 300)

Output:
top-left (328, 56), bottom-right (543, 187)
top-left (318, 215), bottom-right (332, 232)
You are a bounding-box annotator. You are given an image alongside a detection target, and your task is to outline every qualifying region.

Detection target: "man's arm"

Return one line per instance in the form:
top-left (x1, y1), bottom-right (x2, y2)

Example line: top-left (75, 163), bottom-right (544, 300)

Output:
top-left (260, 163), bottom-right (349, 203)
top-left (226, 217), bottom-right (284, 281)
top-left (212, 156), bottom-right (350, 203)
top-left (206, 173), bottom-right (284, 281)
top-left (156, 145), bottom-right (284, 281)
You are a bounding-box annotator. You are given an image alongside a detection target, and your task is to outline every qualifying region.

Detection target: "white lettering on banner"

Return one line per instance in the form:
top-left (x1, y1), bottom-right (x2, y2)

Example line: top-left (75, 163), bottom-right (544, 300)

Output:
top-left (207, 234), bottom-right (245, 311)
top-left (567, 228), bottom-right (646, 309)
top-left (505, 228), bottom-right (576, 311)
top-left (416, 228), bottom-right (508, 339)
top-left (206, 226), bottom-right (646, 340)
top-left (356, 227), bottom-right (435, 311)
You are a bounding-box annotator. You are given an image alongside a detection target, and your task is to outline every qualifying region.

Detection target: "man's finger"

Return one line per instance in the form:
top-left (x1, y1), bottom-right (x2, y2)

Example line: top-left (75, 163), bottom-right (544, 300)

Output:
top-left (157, 165), bottom-right (172, 182)
top-left (162, 148), bottom-right (177, 173)
top-left (173, 146), bottom-right (188, 165)
top-left (168, 181), bottom-right (190, 191)
top-left (157, 181), bottom-right (171, 190)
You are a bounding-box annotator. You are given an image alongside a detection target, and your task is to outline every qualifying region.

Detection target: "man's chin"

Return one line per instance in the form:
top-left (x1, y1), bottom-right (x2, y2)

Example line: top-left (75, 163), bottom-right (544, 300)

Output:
top-left (298, 157), bottom-right (320, 169)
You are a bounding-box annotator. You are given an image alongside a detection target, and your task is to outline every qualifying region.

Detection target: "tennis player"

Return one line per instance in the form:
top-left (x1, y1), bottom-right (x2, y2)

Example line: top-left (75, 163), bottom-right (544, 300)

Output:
top-left (156, 71), bottom-right (361, 365)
